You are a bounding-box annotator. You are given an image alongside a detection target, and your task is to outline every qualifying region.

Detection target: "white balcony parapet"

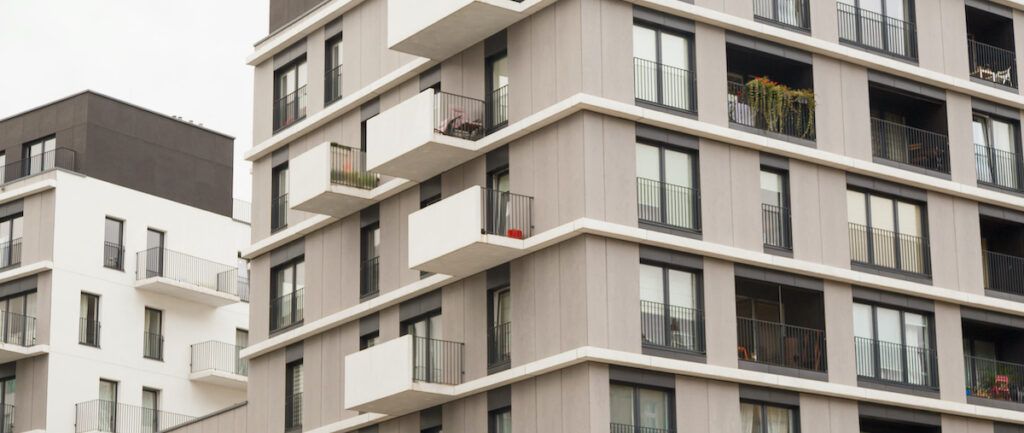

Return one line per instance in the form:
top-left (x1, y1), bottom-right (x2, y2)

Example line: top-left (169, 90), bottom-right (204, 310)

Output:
top-left (290, 142), bottom-right (412, 217)
top-left (189, 341), bottom-right (248, 390)
top-left (133, 248), bottom-right (242, 307)
top-left (388, 0), bottom-right (551, 59)
top-left (345, 334), bottom-right (464, 414)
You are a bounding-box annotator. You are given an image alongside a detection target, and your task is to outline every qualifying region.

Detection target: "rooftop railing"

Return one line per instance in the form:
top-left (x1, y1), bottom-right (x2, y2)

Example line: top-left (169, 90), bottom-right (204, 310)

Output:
top-left (271, 288), bottom-right (304, 331)
top-left (483, 188), bottom-right (533, 239)
top-left (488, 321), bottom-right (511, 370)
top-left (762, 203), bottom-right (792, 250)
top-left (976, 144), bottom-right (1022, 192)
top-left (0, 148), bottom-right (77, 185)
top-left (434, 92), bottom-right (487, 141)
top-left (983, 250), bottom-right (1024, 297)
top-left (965, 355), bottom-right (1024, 403)
top-left (360, 256), bottom-right (380, 300)
top-left (274, 86), bottom-right (307, 131)
top-left (728, 80), bottom-right (815, 140)
top-left (0, 310), bottom-right (36, 347)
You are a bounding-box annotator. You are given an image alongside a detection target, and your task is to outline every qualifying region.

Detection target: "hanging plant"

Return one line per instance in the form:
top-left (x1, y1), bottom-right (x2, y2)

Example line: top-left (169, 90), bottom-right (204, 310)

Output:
top-left (744, 76), bottom-right (816, 139)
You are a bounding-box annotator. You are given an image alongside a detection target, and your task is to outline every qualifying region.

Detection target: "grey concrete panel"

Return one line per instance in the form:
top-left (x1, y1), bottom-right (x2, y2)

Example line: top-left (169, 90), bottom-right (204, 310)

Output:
top-left (948, 92), bottom-right (979, 185)
top-left (704, 258), bottom-right (738, 367)
top-left (935, 302), bottom-right (967, 402)
top-left (696, 24), bottom-right (729, 125)
top-left (824, 281), bottom-right (858, 386)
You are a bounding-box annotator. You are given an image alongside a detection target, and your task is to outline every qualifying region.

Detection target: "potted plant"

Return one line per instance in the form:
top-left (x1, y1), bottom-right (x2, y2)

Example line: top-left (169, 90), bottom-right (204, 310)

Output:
top-left (744, 76), bottom-right (816, 139)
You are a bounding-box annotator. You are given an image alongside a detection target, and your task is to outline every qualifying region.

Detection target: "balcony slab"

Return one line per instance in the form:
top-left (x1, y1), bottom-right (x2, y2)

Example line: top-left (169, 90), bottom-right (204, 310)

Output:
top-left (134, 277), bottom-right (239, 307)
top-left (345, 335), bottom-right (456, 414)
top-left (189, 370), bottom-right (248, 390)
top-left (0, 343), bottom-right (47, 364)
top-left (290, 142), bottom-right (413, 217)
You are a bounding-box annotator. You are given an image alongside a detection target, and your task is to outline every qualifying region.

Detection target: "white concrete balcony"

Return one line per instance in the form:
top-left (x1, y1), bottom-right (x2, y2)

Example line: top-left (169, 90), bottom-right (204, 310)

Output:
top-left (189, 341), bottom-right (248, 390)
top-left (133, 248), bottom-right (241, 307)
top-left (388, 0), bottom-right (532, 59)
top-left (345, 334), bottom-right (464, 414)
top-left (408, 185), bottom-right (533, 276)
top-left (290, 142), bottom-right (410, 217)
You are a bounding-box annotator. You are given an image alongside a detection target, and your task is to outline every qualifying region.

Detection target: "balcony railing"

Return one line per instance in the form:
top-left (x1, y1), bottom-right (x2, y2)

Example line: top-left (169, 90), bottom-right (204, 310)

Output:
top-left (271, 194), bottom-right (289, 231)
top-left (849, 222), bottom-right (931, 276)
top-left (488, 85), bottom-right (509, 131)
top-left (754, 0), bottom-right (810, 30)
top-left (965, 355), bottom-right (1024, 403)
top-left (634, 57), bottom-right (697, 113)
top-left (983, 250), bottom-right (1024, 296)
top-left (325, 64), bottom-right (343, 104)
top-left (640, 300), bottom-right (705, 354)
top-left (412, 336), bottom-right (464, 385)
top-left (1, 404), bottom-right (12, 433)
top-left (238, 274), bottom-right (250, 303)
top-left (969, 39), bottom-right (1017, 88)
top-left (762, 203), bottom-right (792, 250)
top-left (837, 2), bottom-right (918, 60)
top-left (271, 289), bottom-right (304, 331)
top-left (360, 256), bottom-right (380, 299)
top-left (855, 336), bottom-right (938, 388)
top-left (737, 317), bottom-right (827, 372)
top-left (79, 318), bottom-right (101, 347)
top-left (103, 242), bottom-right (124, 271)
top-left (0, 239), bottom-right (20, 271)
top-left (331, 145), bottom-right (380, 190)
top-left (75, 399), bottom-right (195, 433)
top-left (637, 177), bottom-right (701, 232)
top-left (143, 332), bottom-right (163, 360)
top-left (611, 424), bottom-right (675, 433)
top-left (232, 199), bottom-right (252, 223)
top-left (274, 86), bottom-right (307, 131)
top-left (728, 81), bottom-right (815, 140)
top-left (488, 321), bottom-right (511, 369)
top-left (191, 340), bottom-right (248, 376)
top-left (976, 144), bottom-right (1022, 192)
top-left (871, 118), bottom-right (950, 173)
top-left (136, 247), bottom-right (241, 296)
top-left (434, 91), bottom-right (486, 141)
top-left (0, 147), bottom-right (77, 184)
top-left (285, 392), bottom-right (303, 431)
top-left (0, 311), bottom-right (35, 347)
top-left (483, 188), bottom-right (533, 239)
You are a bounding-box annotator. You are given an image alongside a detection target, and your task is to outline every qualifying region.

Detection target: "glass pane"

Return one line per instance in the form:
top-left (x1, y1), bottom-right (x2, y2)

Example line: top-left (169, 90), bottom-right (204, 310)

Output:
top-left (760, 171), bottom-right (784, 206)
top-left (491, 55), bottom-right (509, 90)
top-left (104, 219), bottom-right (121, 244)
top-left (846, 191), bottom-right (866, 225)
top-left (495, 289), bottom-right (511, 325)
top-left (663, 149), bottom-right (692, 188)
top-left (637, 388), bottom-right (669, 429)
top-left (765, 406), bottom-right (794, 433)
top-left (639, 264), bottom-right (664, 303)
top-left (660, 32), bottom-right (689, 70)
top-left (876, 307), bottom-right (903, 382)
top-left (295, 262), bottom-right (305, 293)
top-left (667, 269), bottom-right (696, 309)
top-left (741, 403), bottom-right (761, 433)
top-left (609, 384), bottom-right (635, 426)
top-left (869, 196), bottom-right (895, 230)
top-left (637, 143), bottom-right (660, 181)
top-left (297, 62), bottom-right (308, 88)
top-left (853, 303), bottom-right (874, 339)
top-left (633, 26), bottom-right (657, 61)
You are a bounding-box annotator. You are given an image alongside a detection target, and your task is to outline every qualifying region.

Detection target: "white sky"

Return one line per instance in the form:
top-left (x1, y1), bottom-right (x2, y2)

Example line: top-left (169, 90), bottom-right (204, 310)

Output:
top-left (0, 0), bottom-right (269, 201)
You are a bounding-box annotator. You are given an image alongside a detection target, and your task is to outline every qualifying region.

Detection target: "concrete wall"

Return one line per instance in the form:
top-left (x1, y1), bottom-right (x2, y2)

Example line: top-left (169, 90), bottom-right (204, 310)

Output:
top-left (164, 403), bottom-right (248, 433)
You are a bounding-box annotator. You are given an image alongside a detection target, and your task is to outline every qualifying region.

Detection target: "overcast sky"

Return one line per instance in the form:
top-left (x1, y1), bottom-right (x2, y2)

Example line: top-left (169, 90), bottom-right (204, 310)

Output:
top-left (0, 0), bottom-right (268, 201)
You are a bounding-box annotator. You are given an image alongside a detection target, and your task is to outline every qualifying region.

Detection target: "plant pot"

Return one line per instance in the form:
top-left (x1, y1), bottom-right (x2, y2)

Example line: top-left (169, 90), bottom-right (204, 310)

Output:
top-left (506, 228), bottom-right (524, 239)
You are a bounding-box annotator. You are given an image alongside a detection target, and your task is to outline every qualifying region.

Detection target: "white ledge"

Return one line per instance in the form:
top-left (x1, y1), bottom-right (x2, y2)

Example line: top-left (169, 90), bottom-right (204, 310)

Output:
top-left (0, 261), bottom-right (54, 286)
top-left (249, 0), bottom-right (366, 66)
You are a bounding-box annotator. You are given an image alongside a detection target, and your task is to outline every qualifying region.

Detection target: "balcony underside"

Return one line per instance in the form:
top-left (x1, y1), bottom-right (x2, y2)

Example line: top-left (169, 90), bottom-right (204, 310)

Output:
top-left (350, 384), bottom-right (454, 414)
top-left (189, 370), bottom-right (248, 390)
top-left (291, 178), bottom-right (411, 218)
top-left (412, 235), bottom-right (525, 276)
top-left (388, 0), bottom-right (530, 60)
top-left (134, 277), bottom-right (239, 307)
top-left (370, 134), bottom-right (478, 182)
top-left (0, 343), bottom-right (47, 364)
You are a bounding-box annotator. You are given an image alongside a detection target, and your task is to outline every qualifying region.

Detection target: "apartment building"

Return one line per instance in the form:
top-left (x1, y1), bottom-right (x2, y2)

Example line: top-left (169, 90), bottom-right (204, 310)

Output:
top-left (0, 91), bottom-right (251, 432)
top-left (171, 0), bottom-right (1024, 431)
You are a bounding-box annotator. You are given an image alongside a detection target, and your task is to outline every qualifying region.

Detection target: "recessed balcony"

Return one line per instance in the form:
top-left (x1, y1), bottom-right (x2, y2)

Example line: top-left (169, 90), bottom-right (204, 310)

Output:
top-left (408, 185), bottom-right (533, 276)
top-left (290, 142), bottom-right (408, 217)
top-left (345, 334), bottom-right (464, 414)
top-left (388, 0), bottom-right (529, 59)
top-left (133, 248), bottom-right (241, 306)
top-left (967, 6), bottom-right (1018, 89)
top-left (0, 311), bottom-right (45, 363)
top-left (868, 83), bottom-right (949, 175)
top-left (190, 341), bottom-right (248, 389)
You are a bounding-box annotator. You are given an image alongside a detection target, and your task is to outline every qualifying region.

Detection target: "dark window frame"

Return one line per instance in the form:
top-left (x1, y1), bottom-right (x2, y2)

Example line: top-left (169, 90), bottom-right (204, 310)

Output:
top-left (609, 381), bottom-right (676, 433)
top-left (636, 138), bottom-right (701, 233)
top-left (324, 34), bottom-right (344, 105)
top-left (740, 399), bottom-right (801, 433)
top-left (632, 20), bottom-right (697, 114)
top-left (103, 217), bottom-right (125, 270)
top-left (80, 292), bottom-right (101, 347)
top-left (847, 186), bottom-right (930, 276)
top-left (273, 56), bottom-right (308, 132)
top-left (271, 164), bottom-right (289, 232)
top-left (143, 307), bottom-right (164, 361)
top-left (271, 258), bottom-right (305, 332)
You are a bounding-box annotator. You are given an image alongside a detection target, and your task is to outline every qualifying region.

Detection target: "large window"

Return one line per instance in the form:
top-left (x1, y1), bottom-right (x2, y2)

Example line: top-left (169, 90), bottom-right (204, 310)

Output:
top-left (636, 142), bottom-right (699, 231)
top-left (143, 308), bottom-right (163, 360)
top-left (486, 52), bottom-right (509, 130)
top-left (0, 292), bottom-right (35, 346)
top-left (271, 165), bottom-right (289, 231)
top-left (325, 36), bottom-right (343, 104)
top-left (488, 286), bottom-right (511, 369)
top-left (142, 388), bottom-right (159, 433)
top-left (98, 379), bottom-right (118, 432)
top-left (489, 407), bottom-right (511, 433)
top-left (360, 223), bottom-right (380, 299)
top-left (0, 376), bottom-right (13, 433)
top-left (103, 217), bottom-right (124, 270)
top-left (847, 189), bottom-right (928, 275)
top-left (740, 401), bottom-right (797, 433)
top-left (144, 228), bottom-right (165, 278)
top-left (285, 361), bottom-right (303, 431)
top-left (404, 312), bottom-right (443, 381)
top-left (610, 383), bottom-right (673, 433)
top-left (0, 213), bottom-right (22, 270)
top-left (271, 259), bottom-right (305, 331)
top-left (760, 169), bottom-right (791, 250)
top-left (974, 113), bottom-right (1020, 190)
top-left (79, 293), bottom-right (100, 347)
top-left (274, 59), bottom-right (308, 131)
top-left (633, 23), bottom-right (695, 112)
top-left (22, 136), bottom-right (55, 177)
top-left (639, 262), bottom-right (703, 353)
top-left (837, 0), bottom-right (916, 59)
top-left (853, 302), bottom-right (936, 387)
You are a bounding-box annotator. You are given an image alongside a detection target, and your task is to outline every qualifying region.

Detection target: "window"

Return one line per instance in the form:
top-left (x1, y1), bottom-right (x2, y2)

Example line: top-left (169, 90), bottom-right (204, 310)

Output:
top-left (636, 142), bottom-right (699, 231)
top-left (143, 308), bottom-right (163, 360)
top-left (142, 388), bottom-right (159, 433)
top-left (633, 23), bottom-right (695, 112)
top-left (274, 59), bottom-right (308, 131)
top-left (974, 113), bottom-right (1021, 190)
top-left (360, 223), bottom-right (380, 299)
top-left (740, 401), bottom-right (797, 433)
top-left (0, 291), bottom-right (36, 346)
top-left (80, 293), bottom-right (100, 347)
top-left (0, 213), bottom-right (23, 269)
top-left (488, 287), bottom-right (511, 369)
top-left (760, 169), bottom-right (791, 250)
top-left (236, 329), bottom-right (249, 375)
top-left (0, 376), bottom-right (13, 432)
top-left (403, 312), bottom-right (444, 382)
top-left (325, 35), bottom-right (344, 104)
top-left (489, 407), bottom-right (511, 433)
top-left (485, 168), bottom-right (512, 236)
top-left (271, 259), bottom-right (305, 331)
top-left (609, 383), bottom-right (673, 433)
top-left (22, 136), bottom-right (55, 176)
top-left (103, 217), bottom-right (124, 270)
top-left (853, 302), bottom-right (936, 387)
top-left (143, 228), bottom-right (165, 278)
top-left (271, 165), bottom-right (289, 231)
top-left (847, 189), bottom-right (927, 275)
top-left (836, 0), bottom-right (916, 59)
top-left (486, 52), bottom-right (509, 130)
top-left (98, 379), bottom-right (118, 432)
top-left (285, 361), bottom-right (303, 431)
top-left (640, 262), bottom-right (703, 353)
top-left (360, 332), bottom-right (379, 350)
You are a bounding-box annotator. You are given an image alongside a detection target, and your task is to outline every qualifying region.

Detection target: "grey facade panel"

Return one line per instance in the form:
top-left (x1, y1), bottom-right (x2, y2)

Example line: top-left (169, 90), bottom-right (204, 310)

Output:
top-left (272, 147), bottom-right (290, 167)
top-left (734, 264), bottom-right (823, 292)
top-left (359, 313), bottom-right (380, 337)
top-left (419, 176), bottom-right (442, 203)
top-left (285, 342), bottom-right (304, 363)
top-left (487, 264), bottom-right (510, 289)
top-left (361, 98), bottom-right (380, 121)
top-left (270, 239), bottom-right (305, 268)
top-left (361, 204), bottom-right (379, 227)
top-left (420, 406), bottom-right (442, 429)
top-left (725, 32), bottom-right (812, 64)
top-left (965, 0), bottom-right (1013, 18)
top-left (486, 146), bottom-right (509, 174)
top-left (487, 386), bottom-right (511, 410)
top-left (399, 290), bottom-right (442, 322)
top-left (609, 366), bottom-right (676, 389)
top-left (0, 276), bottom-right (36, 299)
top-left (961, 306), bottom-right (1024, 330)
top-left (273, 41), bottom-right (307, 69)
top-left (325, 15), bottom-right (344, 39)
top-left (858, 403), bottom-right (941, 426)
top-left (268, 0), bottom-right (327, 34)
top-left (979, 203), bottom-right (1024, 224)
top-left (633, 6), bottom-right (695, 32)
top-left (738, 385), bottom-right (800, 406)
top-left (759, 153), bottom-right (789, 171)
top-left (639, 245), bottom-right (703, 269)
top-left (0, 201), bottom-right (24, 220)
top-left (866, 71), bottom-right (946, 101)
top-left (636, 124), bottom-right (699, 150)
top-left (419, 66), bottom-right (442, 92)
top-left (852, 286), bottom-right (935, 312)
top-left (972, 98), bottom-right (1019, 119)
top-left (846, 173), bottom-right (928, 202)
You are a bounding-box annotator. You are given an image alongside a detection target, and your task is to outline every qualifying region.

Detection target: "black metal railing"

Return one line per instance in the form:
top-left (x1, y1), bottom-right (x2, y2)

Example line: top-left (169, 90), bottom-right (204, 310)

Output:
top-left (610, 423), bottom-right (675, 433)
top-left (483, 188), bottom-right (534, 239)
top-left (0, 310), bottom-right (35, 347)
top-left (136, 247), bottom-right (241, 296)
top-left (754, 0), bottom-right (810, 30)
top-left (871, 118), bottom-right (950, 173)
top-left (143, 332), bottom-right (163, 360)
top-left (74, 399), bottom-right (195, 433)
top-left (412, 336), bottom-right (464, 385)
top-left (728, 81), bottom-right (816, 140)
top-left (434, 91), bottom-right (486, 141)
top-left (0, 147), bottom-right (77, 184)
top-left (271, 289), bottom-right (304, 331)
top-left (325, 64), bottom-right (343, 104)
top-left (80, 317), bottom-right (101, 347)
top-left (634, 57), bottom-right (697, 113)
top-left (360, 256), bottom-right (380, 299)
top-left (855, 336), bottom-right (938, 388)
top-left (1, 404), bottom-right (12, 433)
top-left (965, 355), bottom-right (1024, 403)
top-left (640, 300), bottom-right (706, 354)
top-left (274, 86), bottom-right (307, 131)
top-left (330, 145), bottom-right (379, 190)
top-left (233, 199), bottom-right (252, 224)
top-left (271, 194), bottom-right (289, 231)
top-left (762, 203), bottom-right (792, 250)
top-left (976, 144), bottom-right (1023, 192)
top-left (983, 250), bottom-right (1024, 296)
top-left (837, 2), bottom-right (918, 60)
top-left (969, 39), bottom-right (1018, 88)
top-left (285, 392), bottom-right (303, 431)
top-left (191, 340), bottom-right (248, 376)
top-left (737, 317), bottom-right (827, 372)
top-left (637, 177), bottom-right (701, 232)
top-left (0, 239), bottom-right (21, 270)
top-left (849, 222), bottom-right (931, 276)
top-left (488, 321), bottom-right (512, 369)
top-left (104, 242), bottom-right (125, 270)
top-left (488, 85), bottom-right (509, 131)
top-left (237, 274), bottom-right (250, 303)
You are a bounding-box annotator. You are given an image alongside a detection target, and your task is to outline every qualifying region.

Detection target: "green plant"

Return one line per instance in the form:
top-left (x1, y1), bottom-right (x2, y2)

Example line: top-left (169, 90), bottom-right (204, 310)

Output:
top-left (744, 76), bottom-right (816, 139)
top-left (332, 169), bottom-right (380, 189)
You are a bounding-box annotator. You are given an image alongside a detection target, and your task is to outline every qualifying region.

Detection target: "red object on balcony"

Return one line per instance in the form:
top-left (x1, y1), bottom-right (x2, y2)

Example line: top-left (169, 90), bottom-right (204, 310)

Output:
top-left (506, 228), bottom-right (523, 239)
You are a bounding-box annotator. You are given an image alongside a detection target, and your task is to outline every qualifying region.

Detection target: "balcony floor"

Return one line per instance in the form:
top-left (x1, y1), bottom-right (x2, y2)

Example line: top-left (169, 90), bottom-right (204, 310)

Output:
top-left (189, 369), bottom-right (247, 390)
top-left (0, 343), bottom-right (48, 364)
top-left (134, 277), bottom-right (239, 307)
top-left (292, 178), bottom-right (411, 218)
